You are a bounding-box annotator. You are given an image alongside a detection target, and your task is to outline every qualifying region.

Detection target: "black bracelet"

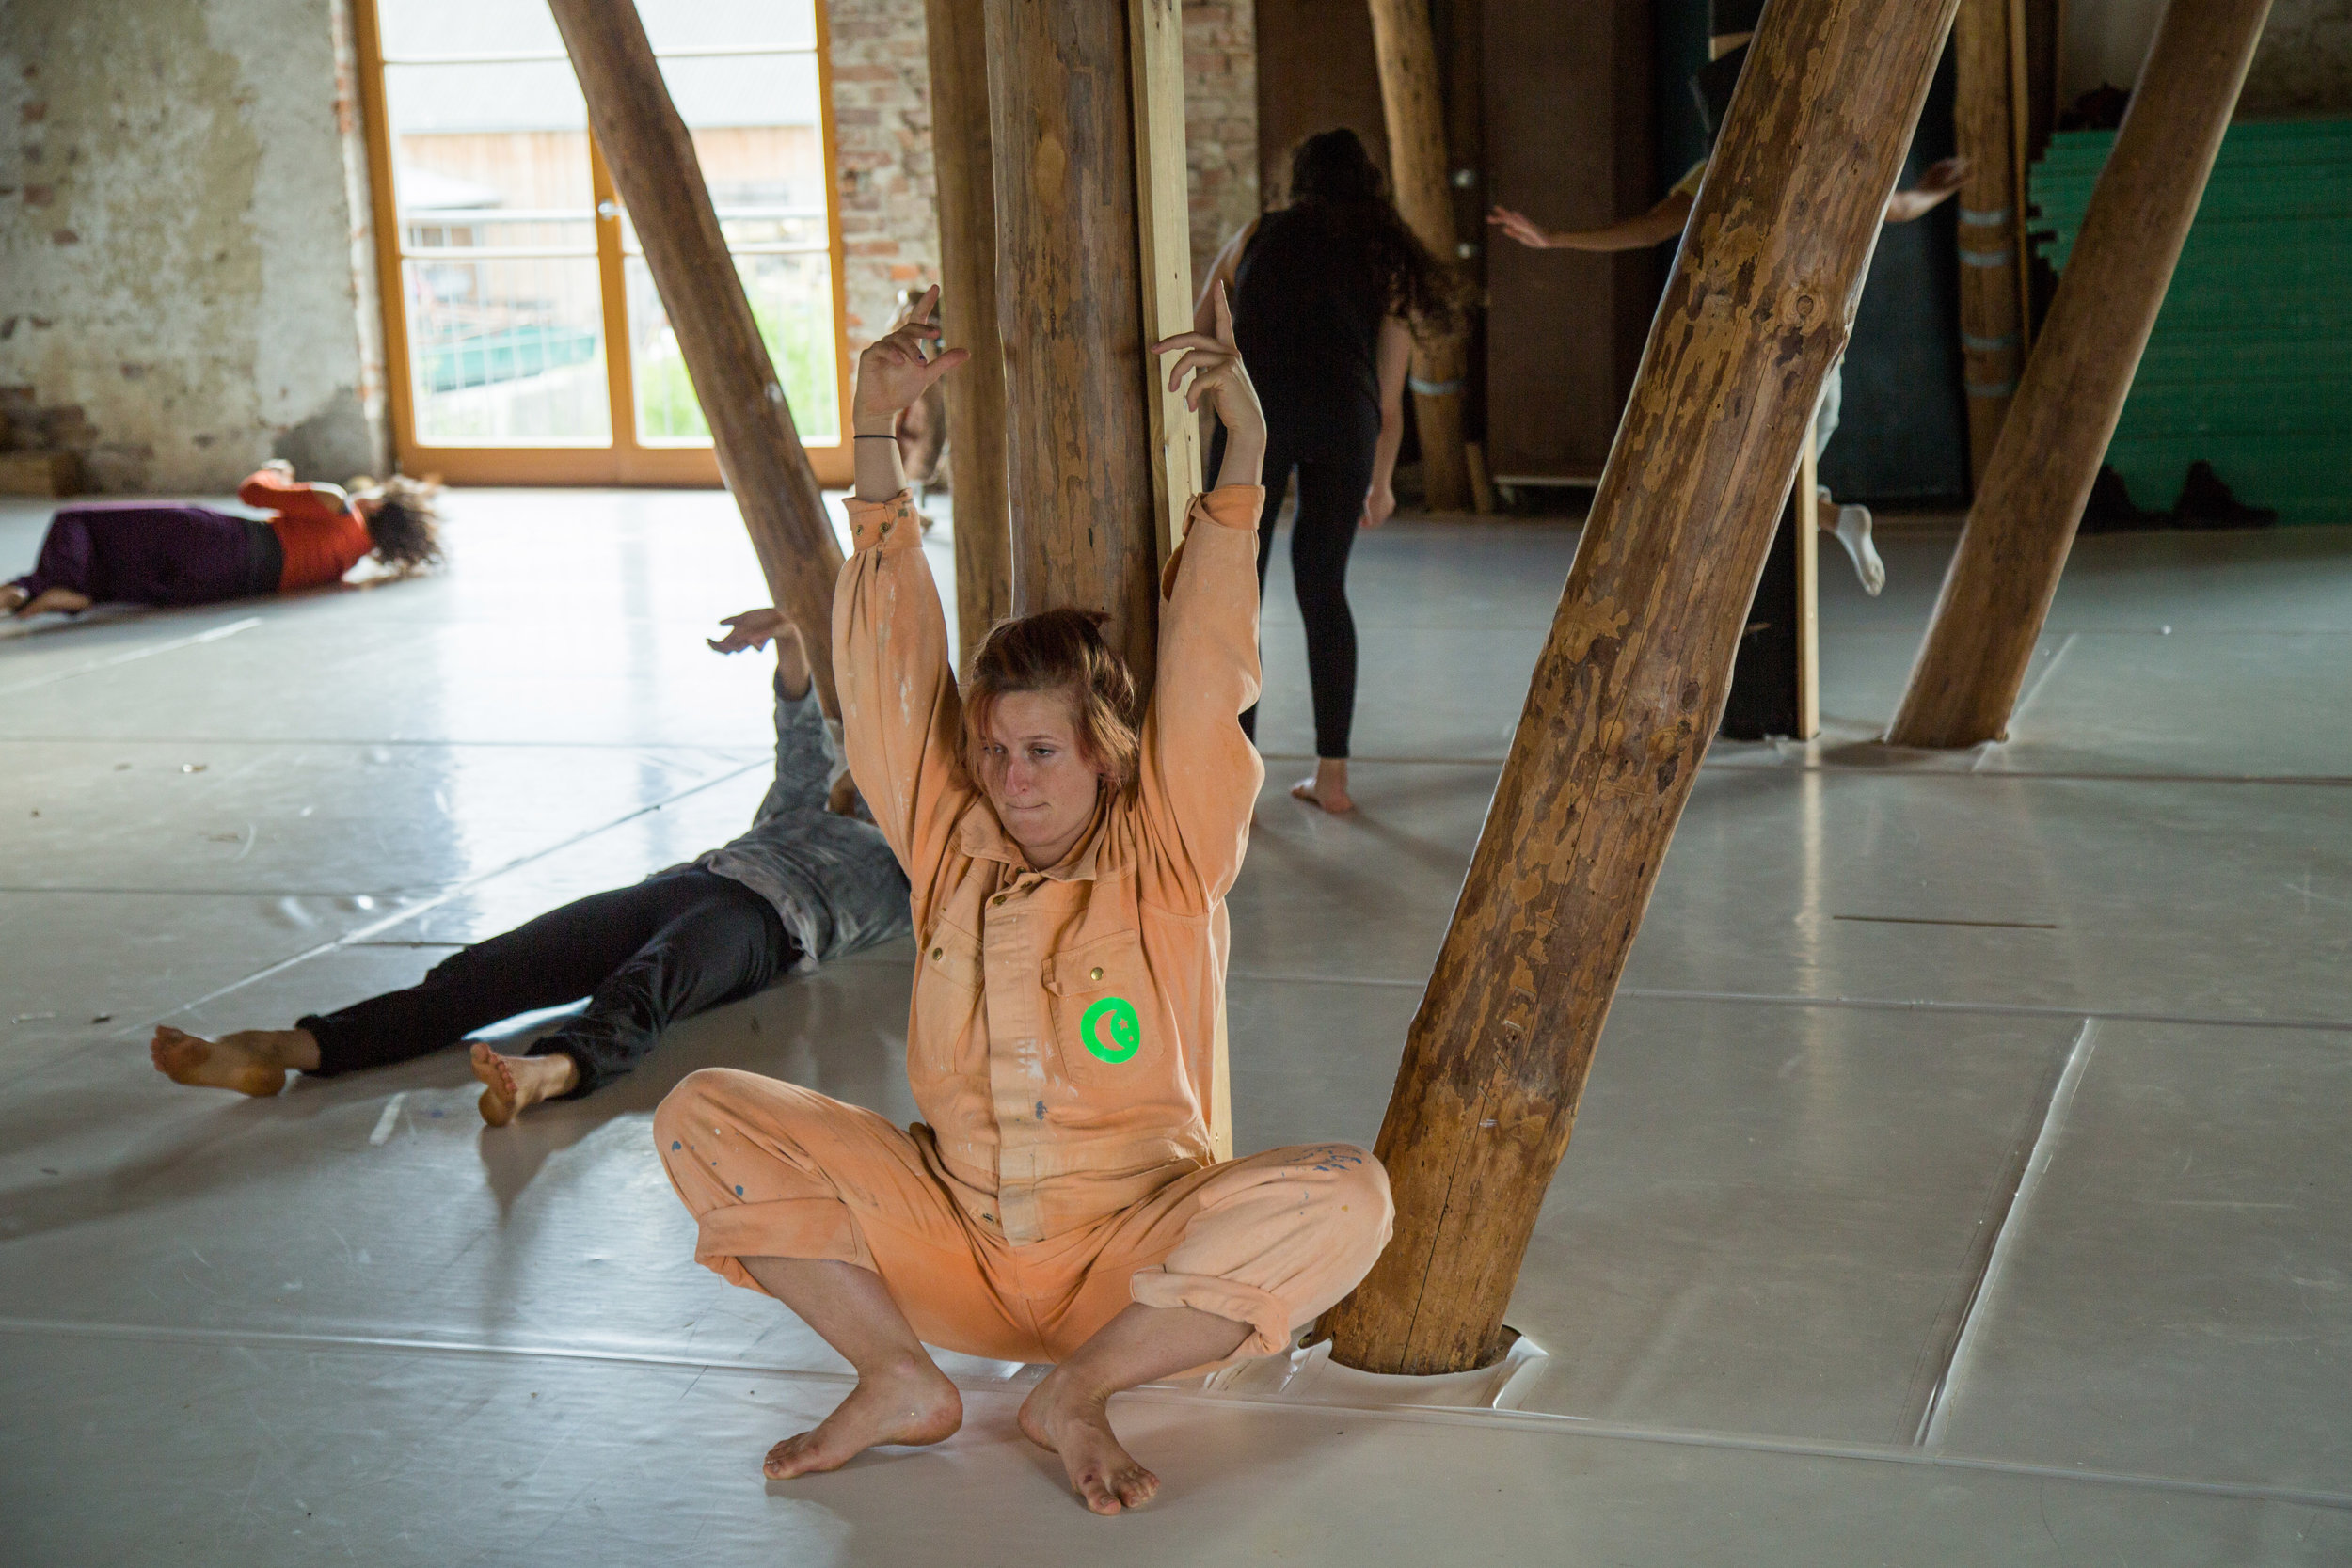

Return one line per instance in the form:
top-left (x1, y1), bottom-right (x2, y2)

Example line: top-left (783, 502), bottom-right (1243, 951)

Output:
top-left (854, 433), bottom-right (898, 441)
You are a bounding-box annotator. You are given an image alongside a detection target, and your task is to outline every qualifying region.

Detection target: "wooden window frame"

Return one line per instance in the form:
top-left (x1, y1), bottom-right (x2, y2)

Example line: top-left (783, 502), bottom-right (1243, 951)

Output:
top-left (352, 0), bottom-right (854, 487)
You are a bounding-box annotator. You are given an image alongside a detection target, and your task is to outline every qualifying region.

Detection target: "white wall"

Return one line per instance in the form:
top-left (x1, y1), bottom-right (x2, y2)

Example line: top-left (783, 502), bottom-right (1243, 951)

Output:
top-left (0, 0), bottom-right (386, 492)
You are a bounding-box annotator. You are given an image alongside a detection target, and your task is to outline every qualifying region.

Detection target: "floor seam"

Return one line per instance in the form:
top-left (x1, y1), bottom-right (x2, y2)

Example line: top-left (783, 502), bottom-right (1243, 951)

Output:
top-left (5, 1315), bottom-right (2345, 1513)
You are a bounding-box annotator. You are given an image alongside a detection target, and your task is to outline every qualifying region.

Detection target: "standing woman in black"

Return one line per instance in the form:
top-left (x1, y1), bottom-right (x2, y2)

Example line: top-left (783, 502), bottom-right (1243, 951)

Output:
top-left (1198, 128), bottom-right (1463, 813)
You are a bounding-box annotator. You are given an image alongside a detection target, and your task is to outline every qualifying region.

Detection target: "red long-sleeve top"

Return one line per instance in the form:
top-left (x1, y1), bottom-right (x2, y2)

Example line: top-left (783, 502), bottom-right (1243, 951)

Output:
top-left (237, 469), bottom-right (373, 591)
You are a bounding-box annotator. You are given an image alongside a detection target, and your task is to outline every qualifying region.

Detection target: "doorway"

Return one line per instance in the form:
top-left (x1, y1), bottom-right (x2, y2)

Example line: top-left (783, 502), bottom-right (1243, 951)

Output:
top-left (355, 0), bottom-right (852, 486)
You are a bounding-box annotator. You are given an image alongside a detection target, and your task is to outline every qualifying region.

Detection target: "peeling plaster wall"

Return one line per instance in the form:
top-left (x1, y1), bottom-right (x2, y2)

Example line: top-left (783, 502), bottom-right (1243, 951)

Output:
top-left (2061, 0), bottom-right (2352, 117)
top-left (0, 0), bottom-right (385, 493)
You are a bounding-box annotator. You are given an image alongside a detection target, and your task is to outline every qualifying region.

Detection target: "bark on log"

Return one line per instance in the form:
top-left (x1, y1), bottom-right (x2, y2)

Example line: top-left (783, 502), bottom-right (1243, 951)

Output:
top-left (923, 0), bottom-right (1012, 661)
top-left (548, 0), bottom-right (846, 714)
top-left (982, 0), bottom-right (1162, 692)
top-left (1954, 0), bottom-right (2026, 483)
top-left (1323, 0), bottom-right (1963, 1376)
top-left (1366, 0), bottom-right (1472, 512)
top-left (1888, 0), bottom-right (2271, 749)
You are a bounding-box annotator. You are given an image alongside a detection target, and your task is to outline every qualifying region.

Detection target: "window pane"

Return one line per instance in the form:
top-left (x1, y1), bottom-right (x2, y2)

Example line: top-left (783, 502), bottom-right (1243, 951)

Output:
top-left (638, 0), bottom-right (818, 53)
top-left (377, 0), bottom-right (565, 58)
top-left (385, 60), bottom-right (594, 252)
top-left (628, 254), bottom-right (839, 446)
top-left (407, 256), bottom-right (612, 445)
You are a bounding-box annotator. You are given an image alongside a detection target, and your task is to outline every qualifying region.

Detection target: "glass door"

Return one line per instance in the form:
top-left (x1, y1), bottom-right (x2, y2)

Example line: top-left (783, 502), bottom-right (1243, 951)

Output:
top-left (357, 0), bottom-right (852, 486)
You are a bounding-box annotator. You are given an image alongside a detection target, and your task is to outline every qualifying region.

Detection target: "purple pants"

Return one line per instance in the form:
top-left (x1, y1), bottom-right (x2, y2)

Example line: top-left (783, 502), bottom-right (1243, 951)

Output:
top-left (9, 503), bottom-right (278, 607)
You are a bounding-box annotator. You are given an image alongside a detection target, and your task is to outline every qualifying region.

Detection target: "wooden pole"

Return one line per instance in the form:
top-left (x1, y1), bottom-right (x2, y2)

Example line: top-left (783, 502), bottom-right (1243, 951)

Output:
top-left (1128, 0), bottom-right (1207, 566)
top-left (1366, 0), bottom-right (1473, 512)
top-left (982, 0), bottom-right (1162, 691)
top-left (1887, 0), bottom-right (2271, 750)
top-left (1954, 0), bottom-right (2026, 484)
top-left (922, 0), bottom-right (1012, 661)
top-left (1322, 0), bottom-right (1962, 1377)
top-left (548, 0), bottom-right (846, 714)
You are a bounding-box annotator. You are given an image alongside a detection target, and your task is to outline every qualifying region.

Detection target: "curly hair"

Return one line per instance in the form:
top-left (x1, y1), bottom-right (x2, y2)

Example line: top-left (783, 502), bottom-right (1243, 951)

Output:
top-left (961, 607), bottom-right (1140, 793)
top-left (354, 474), bottom-right (445, 576)
top-left (1283, 127), bottom-right (1470, 339)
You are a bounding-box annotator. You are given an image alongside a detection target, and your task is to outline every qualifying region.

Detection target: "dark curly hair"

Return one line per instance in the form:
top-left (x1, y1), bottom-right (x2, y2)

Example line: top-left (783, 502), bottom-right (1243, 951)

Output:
top-left (355, 474), bottom-right (445, 576)
top-left (1284, 127), bottom-right (1469, 339)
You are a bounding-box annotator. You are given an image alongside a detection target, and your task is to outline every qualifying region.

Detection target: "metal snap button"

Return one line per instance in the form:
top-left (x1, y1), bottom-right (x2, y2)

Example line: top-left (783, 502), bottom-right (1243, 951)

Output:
top-left (931, 947), bottom-right (944, 961)
top-left (1089, 966), bottom-right (1104, 982)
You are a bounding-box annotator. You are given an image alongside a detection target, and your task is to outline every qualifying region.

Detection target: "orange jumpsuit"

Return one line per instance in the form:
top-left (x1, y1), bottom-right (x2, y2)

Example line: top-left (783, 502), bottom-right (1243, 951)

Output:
top-left (655, 485), bottom-right (1391, 1362)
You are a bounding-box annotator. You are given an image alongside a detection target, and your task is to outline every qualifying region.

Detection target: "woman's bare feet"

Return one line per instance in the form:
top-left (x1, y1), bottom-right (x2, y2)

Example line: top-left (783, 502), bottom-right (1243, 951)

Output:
top-left (149, 1024), bottom-right (317, 1097)
top-left (1018, 1366), bottom-right (1160, 1515)
top-left (17, 586), bottom-right (91, 616)
top-left (469, 1041), bottom-right (578, 1126)
top-left (764, 1354), bottom-right (962, 1479)
top-left (0, 584), bottom-right (25, 613)
top-left (1289, 757), bottom-right (1355, 814)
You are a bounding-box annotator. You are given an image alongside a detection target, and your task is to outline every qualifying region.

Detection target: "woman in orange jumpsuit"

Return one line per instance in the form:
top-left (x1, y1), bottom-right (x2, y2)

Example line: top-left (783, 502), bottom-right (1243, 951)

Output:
top-left (653, 286), bottom-right (1392, 1515)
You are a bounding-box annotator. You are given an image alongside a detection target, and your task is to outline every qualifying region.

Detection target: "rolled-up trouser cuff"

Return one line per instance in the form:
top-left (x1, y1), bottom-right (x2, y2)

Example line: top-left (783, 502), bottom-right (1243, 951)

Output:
top-left (1128, 1266), bottom-right (1295, 1359)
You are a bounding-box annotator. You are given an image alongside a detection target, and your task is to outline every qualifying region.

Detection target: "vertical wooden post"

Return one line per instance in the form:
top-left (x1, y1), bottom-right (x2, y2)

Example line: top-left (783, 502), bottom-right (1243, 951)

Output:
top-left (1954, 0), bottom-right (2026, 483)
top-left (1887, 0), bottom-right (2271, 750)
top-left (1128, 0), bottom-right (1207, 565)
top-left (1366, 0), bottom-right (1473, 512)
top-left (922, 0), bottom-right (1012, 661)
top-left (548, 0), bottom-right (846, 714)
top-left (982, 0), bottom-right (1162, 690)
top-left (1322, 0), bottom-right (1962, 1376)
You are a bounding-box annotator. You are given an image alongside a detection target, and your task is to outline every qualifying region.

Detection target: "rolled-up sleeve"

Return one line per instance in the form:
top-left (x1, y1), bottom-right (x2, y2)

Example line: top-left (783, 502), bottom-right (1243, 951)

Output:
top-left (1136, 484), bottom-right (1267, 908)
top-left (832, 490), bottom-right (974, 914)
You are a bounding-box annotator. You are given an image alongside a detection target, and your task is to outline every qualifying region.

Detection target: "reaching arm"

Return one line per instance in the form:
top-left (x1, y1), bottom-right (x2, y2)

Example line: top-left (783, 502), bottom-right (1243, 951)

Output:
top-left (1361, 316), bottom-right (1411, 530)
top-left (1488, 194), bottom-right (1693, 254)
top-left (1883, 155), bottom-right (1968, 223)
top-left (834, 289), bottom-right (977, 888)
top-left (237, 467), bottom-right (353, 528)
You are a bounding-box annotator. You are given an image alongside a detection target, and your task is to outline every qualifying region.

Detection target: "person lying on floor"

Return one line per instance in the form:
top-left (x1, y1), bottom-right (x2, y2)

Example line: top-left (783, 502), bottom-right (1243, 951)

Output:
top-left (650, 284), bottom-right (1392, 1517)
top-left (151, 614), bottom-right (911, 1125)
top-left (4, 461), bottom-right (441, 616)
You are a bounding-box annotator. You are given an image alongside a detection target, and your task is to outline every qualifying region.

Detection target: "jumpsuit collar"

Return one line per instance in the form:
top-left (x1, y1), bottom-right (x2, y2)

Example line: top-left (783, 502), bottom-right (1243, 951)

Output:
top-left (957, 792), bottom-right (1125, 882)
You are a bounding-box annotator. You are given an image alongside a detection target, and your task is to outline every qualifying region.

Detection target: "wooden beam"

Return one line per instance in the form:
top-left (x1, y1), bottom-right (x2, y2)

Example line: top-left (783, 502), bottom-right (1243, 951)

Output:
top-left (1954, 0), bottom-right (2026, 483)
top-left (547, 0), bottom-right (846, 714)
top-left (1366, 0), bottom-right (1473, 512)
top-left (1129, 0), bottom-right (1206, 566)
top-left (1887, 0), bottom-right (2271, 750)
top-left (982, 0), bottom-right (1162, 691)
top-left (922, 0), bottom-right (1012, 662)
top-left (1322, 0), bottom-right (1962, 1377)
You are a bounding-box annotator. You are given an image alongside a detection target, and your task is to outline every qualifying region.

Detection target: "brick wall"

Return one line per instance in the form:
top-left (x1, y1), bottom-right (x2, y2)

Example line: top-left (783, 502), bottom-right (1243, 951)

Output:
top-left (821, 1), bottom-right (1259, 356)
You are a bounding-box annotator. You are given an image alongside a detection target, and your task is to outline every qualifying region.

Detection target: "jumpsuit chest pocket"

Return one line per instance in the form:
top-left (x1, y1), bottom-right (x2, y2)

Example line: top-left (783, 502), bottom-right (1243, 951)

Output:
top-left (1041, 931), bottom-right (1159, 1091)
top-left (911, 918), bottom-right (983, 1081)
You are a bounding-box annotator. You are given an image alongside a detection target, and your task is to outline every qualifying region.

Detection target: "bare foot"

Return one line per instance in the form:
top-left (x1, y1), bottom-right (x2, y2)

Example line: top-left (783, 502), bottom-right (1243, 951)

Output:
top-left (469, 1041), bottom-right (578, 1127)
top-left (1289, 757), bottom-right (1354, 814)
top-left (1019, 1367), bottom-right (1159, 1515)
top-left (0, 584), bottom-right (25, 613)
top-left (764, 1355), bottom-right (962, 1479)
top-left (150, 1024), bottom-right (311, 1097)
top-left (19, 587), bottom-right (91, 616)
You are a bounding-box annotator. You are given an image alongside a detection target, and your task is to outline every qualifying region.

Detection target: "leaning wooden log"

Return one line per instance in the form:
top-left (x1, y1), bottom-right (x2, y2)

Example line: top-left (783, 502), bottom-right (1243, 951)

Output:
top-left (548, 0), bottom-right (846, 713)
top-left (1323, 0), bottom-right (1964, 1376)
top-left (1888, 0), bottom-right (2273, 749)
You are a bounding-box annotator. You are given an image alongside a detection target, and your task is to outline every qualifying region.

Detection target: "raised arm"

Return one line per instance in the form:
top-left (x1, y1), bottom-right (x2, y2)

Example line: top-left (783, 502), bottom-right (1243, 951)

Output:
top-left (1136, 284), bottom-right (1269, 903)
top-left (1192, 218), bottom-right (1258, 336)
top-left (834, 288), bottom-right (976, 888)
top-left (237, 467), bottom-right (352, 528)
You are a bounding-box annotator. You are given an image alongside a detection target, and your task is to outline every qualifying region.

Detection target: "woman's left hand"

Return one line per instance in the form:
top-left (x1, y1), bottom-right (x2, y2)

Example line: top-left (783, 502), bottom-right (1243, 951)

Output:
top-left (708, 608), bottom-right (788, 653)
top-left (1359, 483), bottom-right (1395, 531)
top-left (1152, 281), bottom-right (1265, 454)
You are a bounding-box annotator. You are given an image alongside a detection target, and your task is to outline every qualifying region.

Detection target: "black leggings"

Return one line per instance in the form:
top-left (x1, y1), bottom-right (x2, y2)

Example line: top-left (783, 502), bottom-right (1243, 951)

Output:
top-left (299, 869), bottom-right (794, 1097)
top-left (1215, 421), bottom-right (1375, 758)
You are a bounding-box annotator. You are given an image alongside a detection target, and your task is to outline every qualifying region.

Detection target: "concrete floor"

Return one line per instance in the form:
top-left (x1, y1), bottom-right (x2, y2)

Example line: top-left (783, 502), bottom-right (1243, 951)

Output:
top-left (4, 487), bottom-right (2350, 1564)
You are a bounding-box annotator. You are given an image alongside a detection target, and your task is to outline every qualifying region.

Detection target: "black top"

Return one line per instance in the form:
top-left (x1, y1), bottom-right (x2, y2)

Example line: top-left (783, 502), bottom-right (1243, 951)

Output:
top-left (1232, 203), bottom-right (1392, 449)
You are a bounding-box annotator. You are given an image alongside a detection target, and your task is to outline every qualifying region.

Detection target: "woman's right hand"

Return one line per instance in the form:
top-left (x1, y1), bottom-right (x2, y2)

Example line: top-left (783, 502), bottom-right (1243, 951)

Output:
top-left (851, 284), bottom-right (969, 436)
top-left (1486, 206), bottom-right (1557, 250)
top-left (1152, 282), bottom-right (1265, 477)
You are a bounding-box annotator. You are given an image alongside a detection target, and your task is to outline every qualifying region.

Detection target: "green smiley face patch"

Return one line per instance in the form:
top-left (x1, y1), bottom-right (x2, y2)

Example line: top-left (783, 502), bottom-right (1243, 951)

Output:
top-left (1079, 996), bottom-right (1143, 1064)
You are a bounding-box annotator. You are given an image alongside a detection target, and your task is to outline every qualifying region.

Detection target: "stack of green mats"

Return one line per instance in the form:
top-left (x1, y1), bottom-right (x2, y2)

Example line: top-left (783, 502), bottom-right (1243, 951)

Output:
top-left (2031, 119), bottom-right (2352, 524)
